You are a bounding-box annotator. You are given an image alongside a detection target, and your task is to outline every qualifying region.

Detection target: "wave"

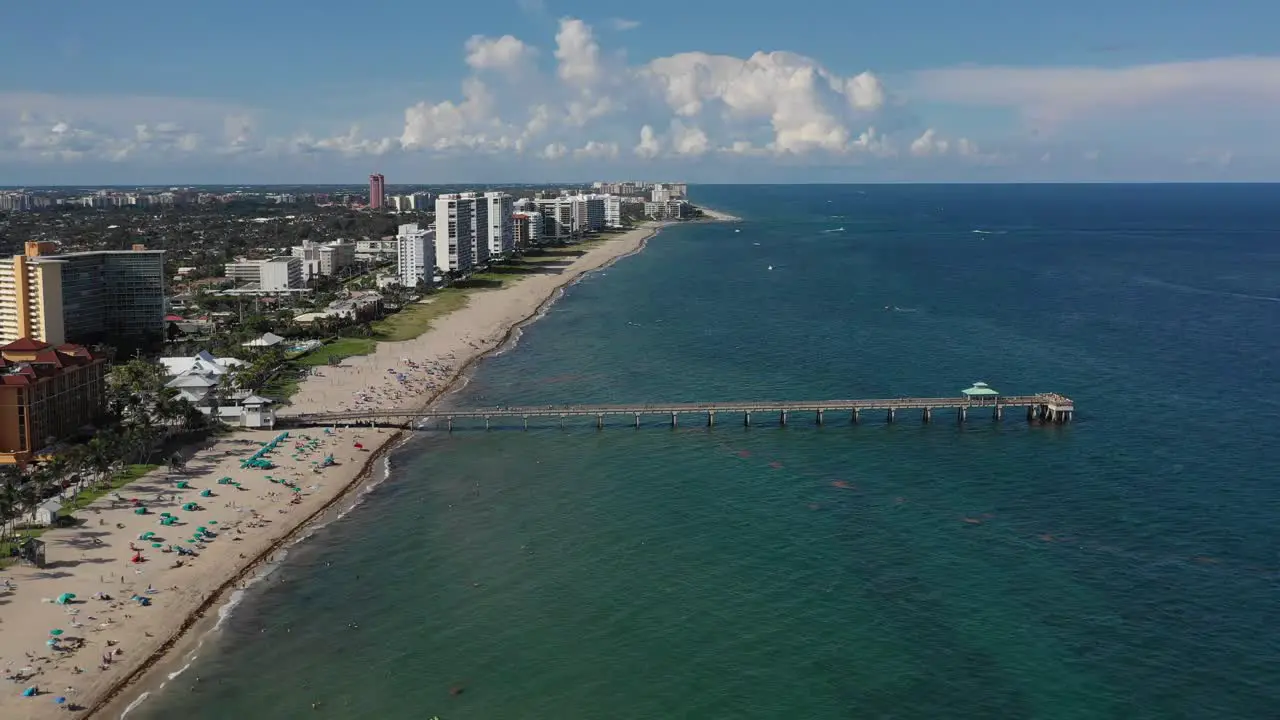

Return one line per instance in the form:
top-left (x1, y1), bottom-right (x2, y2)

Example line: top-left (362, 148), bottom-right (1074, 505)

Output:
top-left (821, 227), bottom-right (845, 233)
top-left (971, 229), bottom-right (1008, 235)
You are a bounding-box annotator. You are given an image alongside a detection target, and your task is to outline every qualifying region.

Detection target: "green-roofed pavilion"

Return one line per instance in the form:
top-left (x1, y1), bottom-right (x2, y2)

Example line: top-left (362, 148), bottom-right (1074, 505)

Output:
top-left (961, 382), bottom-right (999, 397)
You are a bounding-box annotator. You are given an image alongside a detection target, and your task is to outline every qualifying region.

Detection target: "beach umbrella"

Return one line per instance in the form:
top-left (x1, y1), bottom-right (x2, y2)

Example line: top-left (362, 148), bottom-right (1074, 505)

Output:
top-left (54, 696), bottom-right (66, 705)
top-left (49, 629), bottom-right (63, 636)
top-left (22, 687), bottom-right (36, 697)
top-left (151, 543), bottom-right (162, 548)
top-left (160, 512), bottom-right (171, 517)
top-left (56, 593), bottom-right (76, 604)
top-left (210, 520), bottom-right (218, 525)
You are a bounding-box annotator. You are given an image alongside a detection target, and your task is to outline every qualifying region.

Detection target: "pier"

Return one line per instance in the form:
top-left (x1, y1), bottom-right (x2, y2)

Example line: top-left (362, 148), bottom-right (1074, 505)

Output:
top-left (279, 392), bottom-right (1075, 430)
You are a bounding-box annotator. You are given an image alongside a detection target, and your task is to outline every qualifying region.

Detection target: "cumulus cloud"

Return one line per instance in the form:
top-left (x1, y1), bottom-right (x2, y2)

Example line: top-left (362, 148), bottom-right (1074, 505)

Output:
top-left (400, 78), bottom-right (510, 152)
top-left (643, 50), bottom-right (885, 155)
top-left (555, 18), bottom-right (603, 88)
top-left (465, 35), bottom-right (537, 73)
top-left (611, 18), bottom-right (641, 31)
top-left (574, 140), bottom-right (619, 159)
top-left (1, 16), bottom-right (1106, 172)
top-left (909, 128), bottom-right (982, 158)
top-left (669, 120), bottom-right (710, 156)
top-left (634, 124), bottom-right (661, 158)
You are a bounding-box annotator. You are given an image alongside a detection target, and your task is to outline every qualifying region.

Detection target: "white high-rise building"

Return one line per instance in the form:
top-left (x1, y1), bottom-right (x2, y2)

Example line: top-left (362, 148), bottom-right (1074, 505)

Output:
top-left (395, 223), bottom-right (436, 288)
top-left (577, 194), bottom-right (606, 232)
top-left (535, 197), bottom-right (575, 240)
top-left (513, 211), bottom-right (543, 248)
top-left (434, 194), bottom-right (476, 274)
top-left (651, 184), bottom-right (671, 203)
top-left (484, 192), bottom-right (514, 259)
top-left (603, 195), bottom-right (622, 228)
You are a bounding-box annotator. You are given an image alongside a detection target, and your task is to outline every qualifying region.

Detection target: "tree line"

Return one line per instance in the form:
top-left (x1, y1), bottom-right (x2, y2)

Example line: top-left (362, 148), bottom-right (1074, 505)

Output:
top-left (0, 360), bottom-right (213, 553)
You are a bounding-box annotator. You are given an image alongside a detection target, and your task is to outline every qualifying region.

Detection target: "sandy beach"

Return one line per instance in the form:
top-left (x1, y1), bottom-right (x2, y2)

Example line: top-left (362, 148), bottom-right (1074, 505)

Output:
top-left (0, 222), bottom-right (668, 719)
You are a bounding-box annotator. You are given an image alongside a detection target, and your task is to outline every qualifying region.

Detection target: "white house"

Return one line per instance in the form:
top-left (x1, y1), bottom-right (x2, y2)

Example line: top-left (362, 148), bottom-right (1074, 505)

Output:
top-left (242, 332), bottom-right (286, 348)
top-left (159, 350), bottom-right (245, 379)
top-left (160, 350), bottom-right (277, 429)
top-left (24, 498), bottom-right (63, 527)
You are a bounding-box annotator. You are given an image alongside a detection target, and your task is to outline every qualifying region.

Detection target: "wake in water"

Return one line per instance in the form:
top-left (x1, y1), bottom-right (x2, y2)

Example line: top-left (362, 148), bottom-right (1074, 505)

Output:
top-left (1135, 276), bottom-right (1280, 304)
top-left (821, 227), bottom-right (845, 233)
top-left (971, 229), bottom-right (1008, 235)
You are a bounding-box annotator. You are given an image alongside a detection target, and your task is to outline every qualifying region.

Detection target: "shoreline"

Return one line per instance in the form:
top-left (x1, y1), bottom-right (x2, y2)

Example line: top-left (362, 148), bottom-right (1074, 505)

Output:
top-left (73, 221), bottom-right (671, 719)
top-left (695, 205), bottom-right (742, 222)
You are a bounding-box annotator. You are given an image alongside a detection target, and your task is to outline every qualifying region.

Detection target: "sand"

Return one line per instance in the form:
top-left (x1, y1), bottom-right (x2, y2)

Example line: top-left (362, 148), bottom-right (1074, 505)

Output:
top-left (0, 222), bottom-right (667, 720)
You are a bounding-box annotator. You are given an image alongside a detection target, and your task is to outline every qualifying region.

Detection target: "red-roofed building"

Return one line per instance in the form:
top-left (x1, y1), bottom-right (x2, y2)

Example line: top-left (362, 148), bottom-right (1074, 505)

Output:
top-left (0, 337), bottom-right (106, 464)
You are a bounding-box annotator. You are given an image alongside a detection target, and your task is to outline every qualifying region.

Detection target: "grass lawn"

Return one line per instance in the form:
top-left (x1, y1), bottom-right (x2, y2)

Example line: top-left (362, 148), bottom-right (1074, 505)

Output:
top-left (372, 289), bottom-right (469, 341)
top-left (64, 464), bottom-right (161, 513)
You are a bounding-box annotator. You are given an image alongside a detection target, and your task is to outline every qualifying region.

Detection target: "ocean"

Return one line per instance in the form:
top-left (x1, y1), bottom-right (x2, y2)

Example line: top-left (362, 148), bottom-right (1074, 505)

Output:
top-left (135, 184), bottom-right (1280, 719)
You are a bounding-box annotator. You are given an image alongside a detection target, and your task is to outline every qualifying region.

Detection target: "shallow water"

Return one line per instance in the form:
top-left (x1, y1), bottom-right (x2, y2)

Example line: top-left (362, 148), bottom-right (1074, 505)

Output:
top-left (138, 184), bottom-right (1280, 720)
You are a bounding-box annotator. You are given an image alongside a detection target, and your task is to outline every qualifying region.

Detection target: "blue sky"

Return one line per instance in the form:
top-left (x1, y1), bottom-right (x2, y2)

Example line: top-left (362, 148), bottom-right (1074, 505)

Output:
top-left (2, 0), bottom-right (1279, 183)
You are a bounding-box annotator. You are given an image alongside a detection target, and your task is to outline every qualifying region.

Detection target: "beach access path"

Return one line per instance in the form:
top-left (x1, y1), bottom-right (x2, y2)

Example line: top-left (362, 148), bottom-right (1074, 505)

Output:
top-left (0, 222), bottom-right (667, 720)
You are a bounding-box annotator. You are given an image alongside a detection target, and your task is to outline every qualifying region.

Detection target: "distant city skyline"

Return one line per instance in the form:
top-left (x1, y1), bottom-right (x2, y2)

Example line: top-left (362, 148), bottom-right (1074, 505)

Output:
top-left (3, 0), bottom-right (1280, 183)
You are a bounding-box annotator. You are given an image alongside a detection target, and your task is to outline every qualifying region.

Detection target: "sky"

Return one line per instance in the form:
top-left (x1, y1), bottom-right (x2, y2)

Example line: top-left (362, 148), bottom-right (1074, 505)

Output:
top-left (3, 0), bottom-right (1280, 184)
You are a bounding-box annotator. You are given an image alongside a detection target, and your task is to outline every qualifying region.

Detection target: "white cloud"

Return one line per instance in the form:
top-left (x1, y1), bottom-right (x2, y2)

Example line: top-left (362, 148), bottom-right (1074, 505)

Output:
top-left (642, 50), bottom-right (885, 155)
top-left (294, 126), bottom-right (394, 156)
top-left (845, 71), bottom-right (886, 111)
top-left (908, 56), bottom-right (1280, 128)
top-left (908, 128), bottom-right (982, 159)
top-left (634, 124), bottom-right (661, 158)
top-left (573, 140), bottom-right (619, 159)
top-left (401, 78), bottom-right (508, 151)
top-left (910, 128), bottom-right (948, 157)
top-left (12, 16), bottom-right (1270, 177)
top-left (669, 119), bottom-right (710, 156)
top-left (516, 0), bottom-right (545, 14)
top-left (555, 18), bottom-right (603, 88)
top-left (465, 35), bottom-right (537, 73)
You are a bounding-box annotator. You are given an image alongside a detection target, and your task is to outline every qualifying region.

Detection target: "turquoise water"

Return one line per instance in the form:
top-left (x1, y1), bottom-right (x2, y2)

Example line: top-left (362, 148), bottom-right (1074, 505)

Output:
top-left (140, 185), bottom-right (1280, 719)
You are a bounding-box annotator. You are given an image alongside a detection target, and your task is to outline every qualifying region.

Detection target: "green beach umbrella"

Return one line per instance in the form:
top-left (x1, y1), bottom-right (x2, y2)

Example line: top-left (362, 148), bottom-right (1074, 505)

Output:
top-left (151, 543), bottom-right (162, 548)
top-left (49, 629), bottom-right (63, 636)
top-left (210, 520), bottom-right (218, 525)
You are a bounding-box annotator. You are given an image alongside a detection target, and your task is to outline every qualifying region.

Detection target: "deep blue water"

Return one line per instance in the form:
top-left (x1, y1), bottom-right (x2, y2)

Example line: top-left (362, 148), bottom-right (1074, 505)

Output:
top-left (140, 184), bottom-right (1280, 720)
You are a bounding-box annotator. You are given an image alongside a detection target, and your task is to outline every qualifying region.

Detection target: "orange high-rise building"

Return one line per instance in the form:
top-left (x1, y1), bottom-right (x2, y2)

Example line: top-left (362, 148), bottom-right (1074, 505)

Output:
top-left (0, 338), bottom-right (106, 464)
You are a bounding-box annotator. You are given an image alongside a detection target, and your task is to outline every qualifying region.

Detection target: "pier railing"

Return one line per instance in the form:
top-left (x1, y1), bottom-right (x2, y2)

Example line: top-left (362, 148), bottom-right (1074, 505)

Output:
top-left (278, 393), bottom-right (1074, 429)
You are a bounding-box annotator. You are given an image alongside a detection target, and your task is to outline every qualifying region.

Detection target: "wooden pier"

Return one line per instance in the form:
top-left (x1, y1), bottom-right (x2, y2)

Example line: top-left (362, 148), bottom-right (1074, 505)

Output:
top-left (279, 393), bottom-right (1074, 430)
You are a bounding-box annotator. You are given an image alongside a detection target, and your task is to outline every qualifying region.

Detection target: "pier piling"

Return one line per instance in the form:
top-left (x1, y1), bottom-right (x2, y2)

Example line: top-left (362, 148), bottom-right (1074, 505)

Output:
top-left (851, 408), bottom-right (859, 424)
top-left (958, 407), bottom-right (967, 423)
top-left (922, 407), bottom-right (932, 423)
top-left (887, 408), bottom-right (895, 423)
top-left (597, 414), bottom-right (603, 429)
top-left (484, 416), bottom-right (490, 430)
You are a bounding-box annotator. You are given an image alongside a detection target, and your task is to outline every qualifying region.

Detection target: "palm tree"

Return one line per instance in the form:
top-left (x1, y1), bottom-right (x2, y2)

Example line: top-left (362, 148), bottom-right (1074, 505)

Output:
top-left (0, 468), bottom-right (23, 548)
